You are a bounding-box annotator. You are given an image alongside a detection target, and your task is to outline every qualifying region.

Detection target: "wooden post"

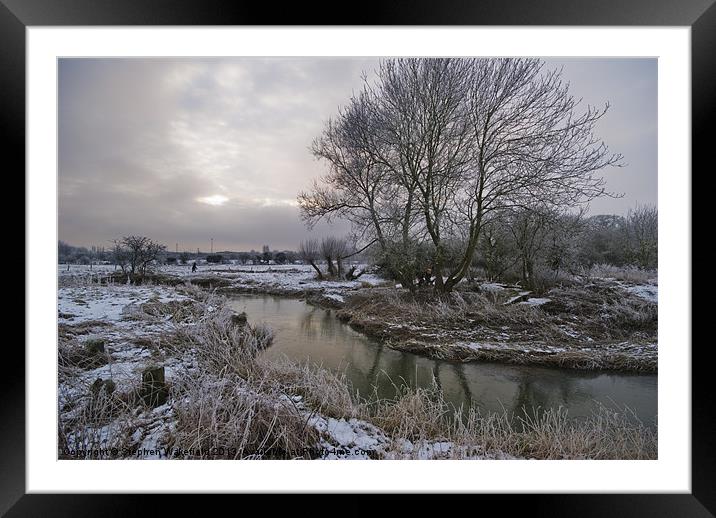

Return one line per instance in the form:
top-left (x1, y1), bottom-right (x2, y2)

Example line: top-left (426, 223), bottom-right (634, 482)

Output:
top-left (141, 366), bottom-right (168, 407)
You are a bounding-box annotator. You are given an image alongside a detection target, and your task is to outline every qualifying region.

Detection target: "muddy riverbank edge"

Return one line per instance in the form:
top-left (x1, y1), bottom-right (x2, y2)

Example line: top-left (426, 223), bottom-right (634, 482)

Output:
top-left (134, 270), bottom-right (658, 374)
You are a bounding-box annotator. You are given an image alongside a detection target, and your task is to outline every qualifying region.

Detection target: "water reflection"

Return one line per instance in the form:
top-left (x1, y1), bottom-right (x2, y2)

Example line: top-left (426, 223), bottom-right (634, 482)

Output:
top-left (230, 294), bottom-right (657, 425)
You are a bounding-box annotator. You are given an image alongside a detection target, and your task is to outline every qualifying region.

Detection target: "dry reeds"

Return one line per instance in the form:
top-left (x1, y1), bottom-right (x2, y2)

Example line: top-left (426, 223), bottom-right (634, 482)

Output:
top-left (368, 386), bottom-right (656, 459)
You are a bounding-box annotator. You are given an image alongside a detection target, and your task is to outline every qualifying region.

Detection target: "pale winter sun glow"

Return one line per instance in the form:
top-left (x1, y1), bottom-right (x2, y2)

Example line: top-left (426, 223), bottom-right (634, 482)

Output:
top-left (197, 194), bottom-right (229, 206)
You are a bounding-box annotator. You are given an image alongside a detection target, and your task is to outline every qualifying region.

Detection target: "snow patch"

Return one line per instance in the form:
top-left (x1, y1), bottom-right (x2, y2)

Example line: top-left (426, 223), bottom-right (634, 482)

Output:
top-left (518, 297), bottom-right (551, 306)
top-left (624, 284), bottom-right (658, 303)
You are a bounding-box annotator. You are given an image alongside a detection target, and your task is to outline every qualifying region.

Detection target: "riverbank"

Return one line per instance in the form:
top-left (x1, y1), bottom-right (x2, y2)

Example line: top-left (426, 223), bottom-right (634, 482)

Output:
top-left (57, 278), bottom-right (656, 460)
top-left (336, 281), bottom-right (657, 373)
top-left (59, 264), bottom-right (658, 373)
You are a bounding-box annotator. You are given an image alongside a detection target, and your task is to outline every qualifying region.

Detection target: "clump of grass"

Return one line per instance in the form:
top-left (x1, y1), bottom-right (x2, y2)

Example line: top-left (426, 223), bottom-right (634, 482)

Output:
top-left (164, 304), bottom-right (351, 457)
top-left (58, 336), bottom-right (111, 372)
top-left (543, 285), bottom-right (657, 339)
top-left (341, 288), bottom-right (559, 342)
top-left (256, 358), bottom-right (358, 420)
top-left (137, 298), bottom-right (207, 324)
top-left (58, 377), bottom-right (143, 458)
top-left (602, 299), bottom-right (658, 334)
top-left (344, 279), bottom-right (657, 350)
top-left (370, 386), bottom-right (452, 441)
top-left (455, 404), bottom-right (657, 460)
top-left (169, 371), bottom-right (320, 459)
top-left (168, 305), bottom-right (274, 377)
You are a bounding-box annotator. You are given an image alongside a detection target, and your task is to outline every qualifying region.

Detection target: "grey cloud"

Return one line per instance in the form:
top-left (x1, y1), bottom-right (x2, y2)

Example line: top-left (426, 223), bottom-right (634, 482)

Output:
top-left (59, 57), bottom-right (656, 250)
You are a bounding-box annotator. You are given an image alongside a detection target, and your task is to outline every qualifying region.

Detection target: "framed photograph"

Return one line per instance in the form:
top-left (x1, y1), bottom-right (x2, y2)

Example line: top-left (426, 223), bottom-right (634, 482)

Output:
top-left (8, 0), bottom-right (709, 512)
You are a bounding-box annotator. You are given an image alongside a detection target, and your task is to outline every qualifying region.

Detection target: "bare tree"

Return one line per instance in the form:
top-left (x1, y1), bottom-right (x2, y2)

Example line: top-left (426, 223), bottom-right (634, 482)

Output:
top-left (300, 58), bottom-right (622, 293)
top-left (577, 214), bottom-right (629, 267)
top-left (300, 237), bottom-right (367, 281)
top-left (333, 238), bottom-right (350, 278)
top-left (299, 239), bottom-right (323, 279)
top-left (300, 59), bottom-right (473, 291)
top-left (320, 237), bottom-right (339, 277)
top-left (318, 237), bottom-right (351, 278)
top-left (477, 219), bottom-right (516, 281)
top-left (504, 208), bottom-right (552, 290)
top-left (625, 204), bottom-right (658, 269)
top-left (375, 59), bottom-right (474, 293)
top-left (112, 241), bottom-right (131, 273)
top-left (543, 210), bottom-right (587, 281)
top-left (299, 93), bottom-right (392, 248)
top-left (112, 236), bottom-right (166, 278)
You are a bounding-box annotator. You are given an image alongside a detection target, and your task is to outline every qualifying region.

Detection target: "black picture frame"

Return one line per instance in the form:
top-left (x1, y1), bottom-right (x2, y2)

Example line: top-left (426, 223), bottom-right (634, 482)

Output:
top-left (6, 0), bottom-right (710, 512)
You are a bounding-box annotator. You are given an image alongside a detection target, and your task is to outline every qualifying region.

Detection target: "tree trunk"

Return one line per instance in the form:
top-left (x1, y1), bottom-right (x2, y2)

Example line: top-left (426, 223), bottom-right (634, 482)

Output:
top-left (309, 261), bottom-right (323, 279)
top-left (402, 274), bottom-right (416, 293)
top-left (443, 219), bottom-right (482, 293)
top-left (433, 263), bottom-right (445, 294)
top-left (325, 257), bottom-right (336, 277)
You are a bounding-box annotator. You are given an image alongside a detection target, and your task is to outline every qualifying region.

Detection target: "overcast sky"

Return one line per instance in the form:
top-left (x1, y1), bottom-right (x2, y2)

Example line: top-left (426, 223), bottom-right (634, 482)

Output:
top-left (58, 57), bottom-right (656, 252)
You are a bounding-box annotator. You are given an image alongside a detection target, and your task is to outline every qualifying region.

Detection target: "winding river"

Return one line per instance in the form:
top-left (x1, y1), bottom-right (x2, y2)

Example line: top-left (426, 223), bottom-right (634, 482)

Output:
top-left (229, 294), bottom-right (657, 425)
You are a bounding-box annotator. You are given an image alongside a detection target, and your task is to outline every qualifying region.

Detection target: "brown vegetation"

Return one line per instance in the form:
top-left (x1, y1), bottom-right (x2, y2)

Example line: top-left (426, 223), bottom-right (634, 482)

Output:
top-left (336, 279), bottom-right (657, 372)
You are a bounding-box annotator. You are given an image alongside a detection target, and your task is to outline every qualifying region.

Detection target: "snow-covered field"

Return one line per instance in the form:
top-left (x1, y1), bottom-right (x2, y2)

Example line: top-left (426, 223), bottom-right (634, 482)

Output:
top-left (59, 263), bottom-right (658, 307)
top-left (59, 263), bottom-right (391, 314)
top-left (181, 263), bottom-right (385, 290)
top-left (58, 284), bottom-right (189, 324)
top-left (59, 263), bottom-right (387, 298)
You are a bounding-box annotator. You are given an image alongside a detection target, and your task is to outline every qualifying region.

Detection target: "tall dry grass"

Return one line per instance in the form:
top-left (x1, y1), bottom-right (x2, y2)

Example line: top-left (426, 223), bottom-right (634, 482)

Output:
top-left (58, 373), bottom-right (146, 458)
top-left (369, 386), bottom-right (656, 459)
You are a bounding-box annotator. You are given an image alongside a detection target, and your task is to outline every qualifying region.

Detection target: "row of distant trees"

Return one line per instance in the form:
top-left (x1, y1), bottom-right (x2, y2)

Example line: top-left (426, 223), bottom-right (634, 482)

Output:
top-left (58, 239), bottom-right (301, 267)
top-left (189, 251), bottom-right (298, 265)
top-left (59, 204), bottom-right (655, 289)
top-left (58, 242), bottom-right (111, 265)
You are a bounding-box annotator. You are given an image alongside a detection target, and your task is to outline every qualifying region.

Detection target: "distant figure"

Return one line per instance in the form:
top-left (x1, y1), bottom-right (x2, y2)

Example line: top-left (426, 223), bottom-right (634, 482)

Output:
top-left (191, 261), bottom-right (197, 273)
